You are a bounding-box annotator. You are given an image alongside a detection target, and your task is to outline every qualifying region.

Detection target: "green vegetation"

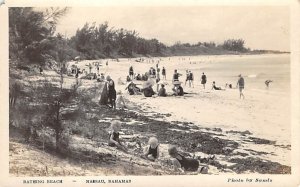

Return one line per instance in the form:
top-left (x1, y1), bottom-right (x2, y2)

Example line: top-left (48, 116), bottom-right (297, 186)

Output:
top-left (9, 7), bottom-right (259, 69)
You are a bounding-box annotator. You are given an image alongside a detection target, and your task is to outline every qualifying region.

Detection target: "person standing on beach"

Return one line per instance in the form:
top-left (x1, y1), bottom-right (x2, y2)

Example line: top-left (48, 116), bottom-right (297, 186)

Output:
top-left (129, 66), bottom-right (134, 80)
top-left (173, 69), bottom-right (182, 82)
top-left (189, 71), bottom-right (194, 88)
top-left (106, 75), bottom-right (117, 109)
top-left (88, 63), bottom-right (92, 74)
top-left (162, 67), bottom-right (166, 80)
top-left (96, 63), bottom-right (100, 75)
top-left (236, 74), bottom-right (245, 99)
top-left (201, 72), bottom-right (207, 89)
top-left (185, 70), bottom-right (190, 86)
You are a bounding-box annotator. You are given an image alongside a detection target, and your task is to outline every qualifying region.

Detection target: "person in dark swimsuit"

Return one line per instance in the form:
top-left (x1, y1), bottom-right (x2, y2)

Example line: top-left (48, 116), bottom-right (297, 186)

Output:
top-left (129, 66), bottom-right (134, 79)
top-left (168, 145), bottom-right (208, 174)
top-left (172, 69), bottom-right (182, 82)
top-left (143, 137), bottom-right (160, 161)
top-left (201, 72), bottom-right (207, 89)
top-left (212, 81), bottom-right (224, 90)
top-left (162, 67), bottom-right (166, 80)
top-left (108, 121), bottom-right (127, 152)
top-left (172, 83), bottom-right (184, 96)
top-left (158, 84), bottom-right (167, 97)
top-left (106, 75), bottom-right (117, 109)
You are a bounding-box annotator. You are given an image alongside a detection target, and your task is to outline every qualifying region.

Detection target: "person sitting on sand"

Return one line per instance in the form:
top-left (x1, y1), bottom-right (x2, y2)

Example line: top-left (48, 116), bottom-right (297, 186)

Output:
top-left (158, 84), bottom-right (167, 97)
top-left (143, 137), bottom-right (160, 161)
top-left (172, 82), bottom-right (184, 96)
top-left (236, 74), bottom-right (245, 99)
top-left (126, 75), bottom-right (131, 82)
top-left (212, 81), bottom-right (224, 90)
top-left (142, 86), bottom-right (155, 97)
top-left (125, 82), bottom-right (141, 95)
top-left (116, 90), bottom-right (127, 109)
top-left (108, 120), bottom-right (127, 152)
top-left (136, 74), bottom-right (142, 81)
top-left (265, 80), bottom-right (273, 89)
top-left (225, 83), bottom-right (233, 89)
top-left (100, 73), bottom-right (105, 79)
top-left (168, 145), bottom-right (208, 174)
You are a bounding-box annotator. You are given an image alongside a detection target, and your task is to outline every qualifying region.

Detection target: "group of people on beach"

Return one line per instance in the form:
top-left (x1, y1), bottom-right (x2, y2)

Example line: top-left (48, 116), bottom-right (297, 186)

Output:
top-left (108, 120), bottom-right (214, 174)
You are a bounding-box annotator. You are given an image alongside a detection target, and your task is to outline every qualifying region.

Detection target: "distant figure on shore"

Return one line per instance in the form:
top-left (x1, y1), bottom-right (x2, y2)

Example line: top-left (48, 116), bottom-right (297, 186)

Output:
top-left (106, 75), bottom-right (117, 109)
top-left (162, 67), bottom-right (166, 80)
top-left (189, 71), bottom-right (194, 88)
top-left (265, 80), bottom-right (273, 89)
top-left (173, 69), bottom-right (182, 82)
top-left (168, 145), bottom-right (208, 174)
top-left (88, 63), bottom-right (92, 74)
top-left (225, 83), bottom-right (233, 89)
top-left (143, 137), bottom-right (160, 161)
top-left (96, 64), bottom-right (100, 75)
top-left (108, 121), bottom-right (128, 152)
top-left (129, 66), bottom-right (134, 80)
top-left (185, 70), bottom-right (190, 86)
top-left (158, 84), bottom-right (167, 97)
top-left (212, 81), bottom-right (224, 90)
top-left (39, 66), bottom-right (43, 75)
top-left (236, 74), bottom-right (245, 99)
top-left (201, 72), bottom-right (207, 89)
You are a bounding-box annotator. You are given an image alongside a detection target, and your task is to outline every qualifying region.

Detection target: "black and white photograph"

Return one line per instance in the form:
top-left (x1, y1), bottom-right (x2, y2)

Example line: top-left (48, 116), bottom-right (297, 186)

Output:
top-left (1, 0), bottom-right (300, 186)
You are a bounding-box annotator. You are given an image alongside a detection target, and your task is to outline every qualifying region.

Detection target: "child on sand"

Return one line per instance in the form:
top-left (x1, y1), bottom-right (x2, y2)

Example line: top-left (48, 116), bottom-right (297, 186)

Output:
top-left (108, 121), bottom-right (128, 152)
top-left (143, 137), bottom-right (160, 161)
top-left (168, 145), bottom-right (208, 174)
top-left (116, 91), bottom-right (127, 109)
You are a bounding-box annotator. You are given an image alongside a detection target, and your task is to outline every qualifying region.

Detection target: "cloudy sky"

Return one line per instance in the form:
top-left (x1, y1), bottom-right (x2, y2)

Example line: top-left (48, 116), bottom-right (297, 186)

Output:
top-left (56, 6), bottom-right (290, 51)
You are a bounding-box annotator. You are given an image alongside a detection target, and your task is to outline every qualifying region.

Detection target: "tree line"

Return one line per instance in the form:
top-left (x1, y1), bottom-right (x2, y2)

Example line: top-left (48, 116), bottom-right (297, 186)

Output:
top-left (9, 7), bottom-right (249, 68)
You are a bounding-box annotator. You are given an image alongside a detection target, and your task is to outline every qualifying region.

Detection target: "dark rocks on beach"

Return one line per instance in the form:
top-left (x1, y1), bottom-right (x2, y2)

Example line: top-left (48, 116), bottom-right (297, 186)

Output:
top-left (228, 157), bottom-right (291, 174)
top-left (226, 130), bottom-right (252, 136)
top-left (246, 137), bottom-right (276, 145)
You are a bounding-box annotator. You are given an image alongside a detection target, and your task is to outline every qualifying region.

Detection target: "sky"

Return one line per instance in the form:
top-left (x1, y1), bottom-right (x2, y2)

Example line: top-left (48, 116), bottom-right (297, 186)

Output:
top-left (55, 6), bottom-right (290, 51)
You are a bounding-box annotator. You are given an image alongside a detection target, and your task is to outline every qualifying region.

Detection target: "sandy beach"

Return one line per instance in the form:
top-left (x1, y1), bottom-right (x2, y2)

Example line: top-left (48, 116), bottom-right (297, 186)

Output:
top-left (65, 54), bottom-right (290, 168)
top-left (9, 54), bottom-right (291, 176)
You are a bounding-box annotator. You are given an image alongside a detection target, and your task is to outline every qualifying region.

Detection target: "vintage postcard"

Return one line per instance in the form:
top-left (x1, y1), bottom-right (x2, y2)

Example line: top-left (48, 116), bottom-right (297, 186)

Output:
top-left (0, 0), bottom-right (299, 186)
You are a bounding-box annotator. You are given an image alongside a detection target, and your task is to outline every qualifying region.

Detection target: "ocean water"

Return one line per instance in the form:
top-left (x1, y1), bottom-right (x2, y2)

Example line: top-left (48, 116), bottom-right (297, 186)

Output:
top-left (159, 54), bottom-right (290, 94)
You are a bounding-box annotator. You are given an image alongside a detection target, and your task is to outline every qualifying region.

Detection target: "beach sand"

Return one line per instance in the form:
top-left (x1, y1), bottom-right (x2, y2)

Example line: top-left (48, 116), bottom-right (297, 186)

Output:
top-left (67, 54), bottom-right (290, 168)
top-left (11, 54), bottom-right (289, 175)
